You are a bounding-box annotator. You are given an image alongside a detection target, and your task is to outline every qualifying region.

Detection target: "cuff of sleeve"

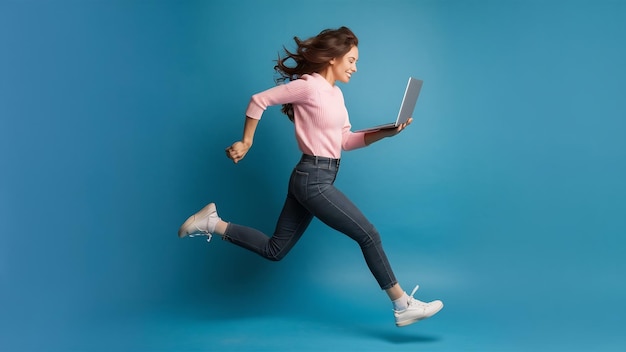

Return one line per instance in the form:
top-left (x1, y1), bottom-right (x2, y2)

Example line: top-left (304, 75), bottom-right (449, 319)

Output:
top-left (245, 100), bottom-right (264, 120)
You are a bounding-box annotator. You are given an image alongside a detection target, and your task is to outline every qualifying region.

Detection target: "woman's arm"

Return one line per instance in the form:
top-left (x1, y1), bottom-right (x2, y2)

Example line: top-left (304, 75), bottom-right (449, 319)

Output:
top-left (364, 117), bottom-right (413, 145)
top-left (225, 116), bottom-right (259, 164)
top-left (227, 78), bottom-right (313, 163)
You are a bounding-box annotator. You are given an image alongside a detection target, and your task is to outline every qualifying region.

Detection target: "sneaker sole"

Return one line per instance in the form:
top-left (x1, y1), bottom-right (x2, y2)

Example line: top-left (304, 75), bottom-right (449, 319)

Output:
top-left (178, 203), bottom-right (216, 238)
top-left (395, 301), bottom-right (444, 327)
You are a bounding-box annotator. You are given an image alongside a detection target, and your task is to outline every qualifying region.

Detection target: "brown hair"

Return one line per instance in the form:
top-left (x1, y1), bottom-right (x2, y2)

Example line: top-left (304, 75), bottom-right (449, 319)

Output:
top-left (274, 26), bottom-right (359, 121)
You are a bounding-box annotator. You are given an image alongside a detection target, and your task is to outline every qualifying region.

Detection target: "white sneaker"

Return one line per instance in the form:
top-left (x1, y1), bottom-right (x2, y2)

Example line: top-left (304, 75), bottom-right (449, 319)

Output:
top-left (178, 203), bottom-right (220, 242)
top-left (394, 285), bottom-right (443, 327)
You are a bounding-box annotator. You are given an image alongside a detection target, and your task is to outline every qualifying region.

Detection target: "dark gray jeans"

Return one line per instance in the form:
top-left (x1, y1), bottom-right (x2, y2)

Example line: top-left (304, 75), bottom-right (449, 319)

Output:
top-left (223, 154), bottom-right (398, 290)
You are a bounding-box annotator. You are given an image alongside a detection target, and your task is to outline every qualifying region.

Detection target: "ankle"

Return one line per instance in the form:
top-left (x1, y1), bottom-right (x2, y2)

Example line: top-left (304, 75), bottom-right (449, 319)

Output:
top-left (386, 284), bottom-right (405, 301)
top-left (392, 292), bottom-right (409, 311)
top-left (214, 220), bottom-right (228, 236)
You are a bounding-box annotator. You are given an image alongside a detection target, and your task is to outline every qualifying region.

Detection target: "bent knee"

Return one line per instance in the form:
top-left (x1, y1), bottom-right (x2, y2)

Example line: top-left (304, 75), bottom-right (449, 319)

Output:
top-left (266, 254), bottom-right (283, 262)
top-left (358, 227), bottom-right (382, 248)
top-left (264, 249), bottom-right (288, 262)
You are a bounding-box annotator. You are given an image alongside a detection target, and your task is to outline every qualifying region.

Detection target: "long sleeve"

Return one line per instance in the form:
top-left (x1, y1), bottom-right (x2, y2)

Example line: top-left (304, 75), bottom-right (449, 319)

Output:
top-left (246, 79), bottom-right (314, 120)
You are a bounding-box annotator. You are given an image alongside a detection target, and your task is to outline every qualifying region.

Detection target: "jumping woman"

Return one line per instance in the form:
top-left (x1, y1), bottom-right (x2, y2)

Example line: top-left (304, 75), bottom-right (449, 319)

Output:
top-left (178, 26), bottom-right (443, 327)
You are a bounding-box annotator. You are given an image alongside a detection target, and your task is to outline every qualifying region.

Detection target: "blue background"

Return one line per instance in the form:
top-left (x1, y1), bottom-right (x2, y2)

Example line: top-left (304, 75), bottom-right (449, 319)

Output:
top-left (1, 0), bottom-right (625, 351)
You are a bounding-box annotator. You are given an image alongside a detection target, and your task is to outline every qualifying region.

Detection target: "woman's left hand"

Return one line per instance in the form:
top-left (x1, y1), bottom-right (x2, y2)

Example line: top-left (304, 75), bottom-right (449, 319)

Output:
top-left (386, 117), bottom-right (412, 137)
top-left (363, 117), bottom-right (413, 145)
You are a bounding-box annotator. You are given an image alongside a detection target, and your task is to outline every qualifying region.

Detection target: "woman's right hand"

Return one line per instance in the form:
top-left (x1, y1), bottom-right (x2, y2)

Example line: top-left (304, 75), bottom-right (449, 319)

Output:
top-left (225, 141), bottom-right (251, 164)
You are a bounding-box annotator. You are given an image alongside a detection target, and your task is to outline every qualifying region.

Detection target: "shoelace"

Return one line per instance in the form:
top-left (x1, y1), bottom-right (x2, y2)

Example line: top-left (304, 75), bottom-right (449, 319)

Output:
top-left (189, 233), bottom-right (212, 242)
top-left (407, 285), bottom-right (428, 307)
top-left (189, 225), bottom-right (212, 242)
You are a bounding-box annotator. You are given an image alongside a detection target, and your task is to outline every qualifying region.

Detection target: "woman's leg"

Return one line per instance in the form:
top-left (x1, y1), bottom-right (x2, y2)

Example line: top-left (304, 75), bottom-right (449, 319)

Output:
top-left (306, 181), bottom-right (444, 325)
top-left (213, 166), bottom-right (313, 261)
top-left (179, 166), bottom-right (314, 261)
top-left (284, 156), bottom-right (399, 290)
top-left (303, 181), bottom-right (399, 290)
top-left (221, 191), bottom-right (313, 261)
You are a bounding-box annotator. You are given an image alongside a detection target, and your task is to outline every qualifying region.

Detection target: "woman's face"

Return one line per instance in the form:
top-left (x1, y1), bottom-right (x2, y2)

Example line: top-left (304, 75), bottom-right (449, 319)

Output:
top-left (330, 45), bottom-right (359, 84)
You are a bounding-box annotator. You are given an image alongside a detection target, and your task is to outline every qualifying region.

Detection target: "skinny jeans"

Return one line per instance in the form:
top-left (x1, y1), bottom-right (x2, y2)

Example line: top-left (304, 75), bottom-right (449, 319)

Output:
top-left (223, 154), bottom-right (398, 290)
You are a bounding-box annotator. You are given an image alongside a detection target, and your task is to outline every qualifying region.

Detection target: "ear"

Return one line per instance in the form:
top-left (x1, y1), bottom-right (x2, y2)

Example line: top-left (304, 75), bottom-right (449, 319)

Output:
top-left (329, 57), bottom-right (336, 65)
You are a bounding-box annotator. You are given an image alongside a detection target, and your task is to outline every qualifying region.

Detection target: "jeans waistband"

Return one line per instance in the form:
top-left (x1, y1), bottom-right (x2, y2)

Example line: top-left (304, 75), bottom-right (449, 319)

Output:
top-left (300, 154), bottom-right (341, 169)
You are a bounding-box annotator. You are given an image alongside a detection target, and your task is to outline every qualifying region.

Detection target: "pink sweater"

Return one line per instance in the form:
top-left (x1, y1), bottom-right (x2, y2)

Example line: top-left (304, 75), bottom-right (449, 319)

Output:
top-left (245, 73), bottom-right (367, 159)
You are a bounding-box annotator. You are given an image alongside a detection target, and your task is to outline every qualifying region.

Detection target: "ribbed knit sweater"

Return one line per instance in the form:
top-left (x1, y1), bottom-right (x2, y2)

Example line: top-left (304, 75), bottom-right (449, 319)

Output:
top-left (245, 73), bottom-right (367, 159)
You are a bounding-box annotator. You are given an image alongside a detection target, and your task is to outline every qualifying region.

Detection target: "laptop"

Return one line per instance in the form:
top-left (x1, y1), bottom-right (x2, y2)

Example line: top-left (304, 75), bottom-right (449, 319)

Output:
top-left (355, 77), bottom-right (423, 132)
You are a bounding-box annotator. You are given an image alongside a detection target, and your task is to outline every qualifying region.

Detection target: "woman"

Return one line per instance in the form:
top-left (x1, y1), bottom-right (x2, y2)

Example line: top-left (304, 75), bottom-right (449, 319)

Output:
top-left (178, 26), bottom-right (443, 327)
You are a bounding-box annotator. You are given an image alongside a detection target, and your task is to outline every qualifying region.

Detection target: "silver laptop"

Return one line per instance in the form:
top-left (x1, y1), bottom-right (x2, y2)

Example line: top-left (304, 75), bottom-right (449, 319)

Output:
top-left (355, 77), bottom-right (423, 132)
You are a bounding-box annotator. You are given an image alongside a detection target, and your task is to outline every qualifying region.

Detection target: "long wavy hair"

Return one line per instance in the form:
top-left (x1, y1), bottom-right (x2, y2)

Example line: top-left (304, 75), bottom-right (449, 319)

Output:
top-left (274, 26), bottom-right (359, 122)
